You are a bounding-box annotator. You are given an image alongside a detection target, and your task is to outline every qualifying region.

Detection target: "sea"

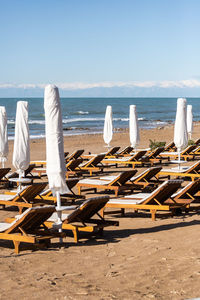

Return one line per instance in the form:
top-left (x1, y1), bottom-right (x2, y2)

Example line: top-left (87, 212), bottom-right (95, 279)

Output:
top-left (1, 97), bottom-right (200, 139)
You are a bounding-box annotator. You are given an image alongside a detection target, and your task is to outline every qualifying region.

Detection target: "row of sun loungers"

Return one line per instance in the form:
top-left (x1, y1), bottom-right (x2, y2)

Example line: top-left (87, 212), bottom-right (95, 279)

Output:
top-left (2, 141), bottom-right (200, 253)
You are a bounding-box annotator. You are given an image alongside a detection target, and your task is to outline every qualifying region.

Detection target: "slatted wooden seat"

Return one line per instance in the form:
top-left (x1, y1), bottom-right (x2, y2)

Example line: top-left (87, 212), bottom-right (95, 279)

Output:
top-left (44, 196), bottom-right (119, 243)
top-left (81, 146), bottom-right (120, 159)
top-left (1, 183), bottom-right (47, 211)
top-left (2, 206), bottom-right (64, 253)
top-left (102, 150), bottom-right (146, 168)
top-left (77, 170), bottom-right (137, 196)
top-left (157, 161), bottom-right (200, 181)
top-left (65, 149), bottom-right (84, 162)
top-left (100, 166), bottom-right (162, 189)
top-left (160, 145), bottom-right (197, 161)
top-left (101, 180), bottom-right (184, 221)
top-left (78, 154), bottom-right (106, 175)
top-left (0, 168), bottom-right (11, 184)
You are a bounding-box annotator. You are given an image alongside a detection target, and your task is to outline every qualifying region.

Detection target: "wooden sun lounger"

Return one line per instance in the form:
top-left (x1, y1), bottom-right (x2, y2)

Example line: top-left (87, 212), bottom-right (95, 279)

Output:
top-left (142, 147), bottom-right (166, 165)
top-left (66, 149), bottom-right (84, 162)
top-left (77, 170), bottom-right (138, 196)
top-left (82, 146), bottom-right (120, 159)
top-left (2, 206), bottom-right (64, 253)
top-left (157, 161), bottom-right (200, 181)
top-left (168, 179), bottom-right (200, 205)
top-left (101, 180), bottom-right (184, 221)
top-left (160, 145), bottom-right (197, 161)
top-left (44, 196), bottom-right (119, 243)
top-left (100, 166), bottom-right (162, 189)
top-left (77, 154), bottom-right (106, 175)
top-left (66, 158), bottom-right (83, 178)
top-left (38, 178), bottom-right (84, 201)
top-left (0, 168), bottom-right (11, 184)
top-left (1, 183), bottom-right (47, 211)
top-left (164, 141), bottom-right (176, 152)
top-left (102, 150), bottom-right (146, 168)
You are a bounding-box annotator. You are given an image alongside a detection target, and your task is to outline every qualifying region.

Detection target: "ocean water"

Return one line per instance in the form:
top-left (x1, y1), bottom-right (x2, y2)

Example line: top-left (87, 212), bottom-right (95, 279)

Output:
top-left (0, 97), bottom-right (199, 139)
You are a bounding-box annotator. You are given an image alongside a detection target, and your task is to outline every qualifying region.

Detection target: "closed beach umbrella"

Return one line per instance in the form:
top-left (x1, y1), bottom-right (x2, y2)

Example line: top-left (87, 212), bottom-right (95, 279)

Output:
top-left (103, 105), bottom-right (113, 147)
top-left (0, 106), bottom-right (8, 167)
top-left (13, 101), bottom-right (30, 179)
top-left (187, 105), bottom-right (193, 140)
top-left (174, 98), bottom-right (188, 165)
top-left (129, 105), bottom-right (140, 151)
top-left (44, 84), bottom-right (70, 235)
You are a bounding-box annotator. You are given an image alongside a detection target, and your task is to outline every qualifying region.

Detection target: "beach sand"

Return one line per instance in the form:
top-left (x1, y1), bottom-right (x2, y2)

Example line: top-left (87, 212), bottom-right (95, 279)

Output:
top-left (1, 124), bottom-right (200, 299)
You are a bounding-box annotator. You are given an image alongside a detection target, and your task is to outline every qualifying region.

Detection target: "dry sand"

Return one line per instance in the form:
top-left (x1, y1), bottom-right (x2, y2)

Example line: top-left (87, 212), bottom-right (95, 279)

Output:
top-left (1, 124), bottom-right (200, 300)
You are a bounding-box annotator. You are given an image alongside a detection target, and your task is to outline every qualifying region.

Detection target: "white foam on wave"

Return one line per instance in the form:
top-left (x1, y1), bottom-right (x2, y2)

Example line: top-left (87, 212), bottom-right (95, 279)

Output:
top-left (77, 111), bottom-right (89, 115)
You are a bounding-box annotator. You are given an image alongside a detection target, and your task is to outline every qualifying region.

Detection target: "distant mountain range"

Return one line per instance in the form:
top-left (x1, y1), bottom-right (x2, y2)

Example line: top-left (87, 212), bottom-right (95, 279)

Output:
top-left (0, 86), bottom-right (200, 98)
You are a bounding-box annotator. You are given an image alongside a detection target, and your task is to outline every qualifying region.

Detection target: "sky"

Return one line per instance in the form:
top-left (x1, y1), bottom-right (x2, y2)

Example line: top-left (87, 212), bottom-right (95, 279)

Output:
top-left (0, 0), bottom-right (200, 96)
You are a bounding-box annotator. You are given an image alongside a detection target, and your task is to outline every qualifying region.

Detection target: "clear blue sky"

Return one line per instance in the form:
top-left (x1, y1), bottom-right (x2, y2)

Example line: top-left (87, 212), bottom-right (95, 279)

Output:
top-left (0, 0), bottom-right (200, 85)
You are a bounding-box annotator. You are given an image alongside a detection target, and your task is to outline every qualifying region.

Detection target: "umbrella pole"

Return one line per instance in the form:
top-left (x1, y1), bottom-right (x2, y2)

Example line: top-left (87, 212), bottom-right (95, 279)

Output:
top-left (178, 151), bottom-right (181, 170)
top-left (56, 191), bottom-right (63, 243)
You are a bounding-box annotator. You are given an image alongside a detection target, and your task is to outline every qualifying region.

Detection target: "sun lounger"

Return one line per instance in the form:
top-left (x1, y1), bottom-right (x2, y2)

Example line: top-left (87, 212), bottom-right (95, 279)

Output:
top-left (1, 183), bottom-right (47, 211)
top-left (2, 206), bottom-right (64, 253)
top-left (157, 161), bottom-right (200, 181)
top-left (168, 179), bottom-right (200, 205)
top-left (0, 168), bottom-right (11, 184)
top-left (44, 196), bottom-right (119, 243)
top-left (100, 166), bottom-right (162, 189)
top-left (82, 146), bottom-right (120, 159)
top-left (142, 147), bottom-right (166, 165)
top-left (102, 150), bottom-right (146, 168)
top-left (160, 145), bottom-right (197, 161)
top-left (77, 154), bottom-right (106, 175)
top-left (77, 170), bottom-right (137, 196)
top-left (66, 158), bottom-right (83, 178)
top-left (101, 180), bottom-right (184, 221)
top-left (66, 149), bottom-right (84, 162)
top-left (38, 178), bottom-right (84, 201)
top-left (164, 141), bottom-right (176, 152)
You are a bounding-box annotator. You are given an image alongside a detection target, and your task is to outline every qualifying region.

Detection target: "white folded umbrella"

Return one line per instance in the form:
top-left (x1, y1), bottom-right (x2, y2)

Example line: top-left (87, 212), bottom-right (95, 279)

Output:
top-left (0, 106), bottom-right (8, 167)
top-left (174, 98), bottom-right (188, 167)
top-left (12, 101), bottom-right (30, 180)
top-left (44, 84), bottom-right (70, 237)
top-left (187, 104), bottom-right (193, 140)
top-left (103, 105), bottom-right (113, 147)
top-left (129, 105), bottom-right (140, 151)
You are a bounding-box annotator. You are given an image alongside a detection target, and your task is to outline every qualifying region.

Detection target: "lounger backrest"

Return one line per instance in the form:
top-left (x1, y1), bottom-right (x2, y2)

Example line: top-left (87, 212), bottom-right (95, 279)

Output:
top-left (173, 179), bottom-right (200, 199)
top-left (130, 150), bottom-right (147, 161)
top-left (64, 151), bottom-right (69, 158)
top-left (118, 146), bottom-right (133, 155)
top-left (181, 145), bottom-right (196, 155)
top-left (0, 168), bottom-right (11, 180)
top-left (66, 158), bottom-right (83, 171)
top-left (134, 167), bottom-right (162, 183)
top-left (147, 147), bottom-right (165, 158)
top-left (66, 178), bottom-right (79, 189)
top-left (83, 154), bottom-right (105, 168)
top-left (143, 180), bottom-right (182, 205)
top-left (67, 149), bottom-right (84, 161)
top-left (18, 183), bottom-right (47, 202)
top-left (24, 164), bottom-right (36, 176)
top-left (109, 170), bottom-right (137, 186)
top-left (63, 196), bottom-right (110, 223)
top-left (195, 138), bottom-right (200, 145)
top-left (164, 142), bottom-right (175, 151)
top-left (187, 161), bottom-right (200, 173)
top-left (6, 206), bottom-right (55, 234)
top-left (106, 146), bottom-right (120, 156)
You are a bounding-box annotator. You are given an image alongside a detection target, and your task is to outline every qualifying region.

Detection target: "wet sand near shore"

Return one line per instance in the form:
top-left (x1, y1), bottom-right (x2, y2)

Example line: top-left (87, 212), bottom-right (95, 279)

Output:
top-left (1, 124), bottom-right (200, 300)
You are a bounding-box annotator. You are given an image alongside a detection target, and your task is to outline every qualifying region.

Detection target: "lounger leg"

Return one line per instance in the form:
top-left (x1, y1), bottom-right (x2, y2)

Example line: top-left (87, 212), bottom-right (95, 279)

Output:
top-left (72, 227), bottom-right (78, 243)
top-left (13, 241), bottom-right (20, 254)
top-left (89, 170), bottom-right (92, 176)
top-left (78, 186), bottom-right (81, 195)
top-left (151, 209), bottom-right (156, 221)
